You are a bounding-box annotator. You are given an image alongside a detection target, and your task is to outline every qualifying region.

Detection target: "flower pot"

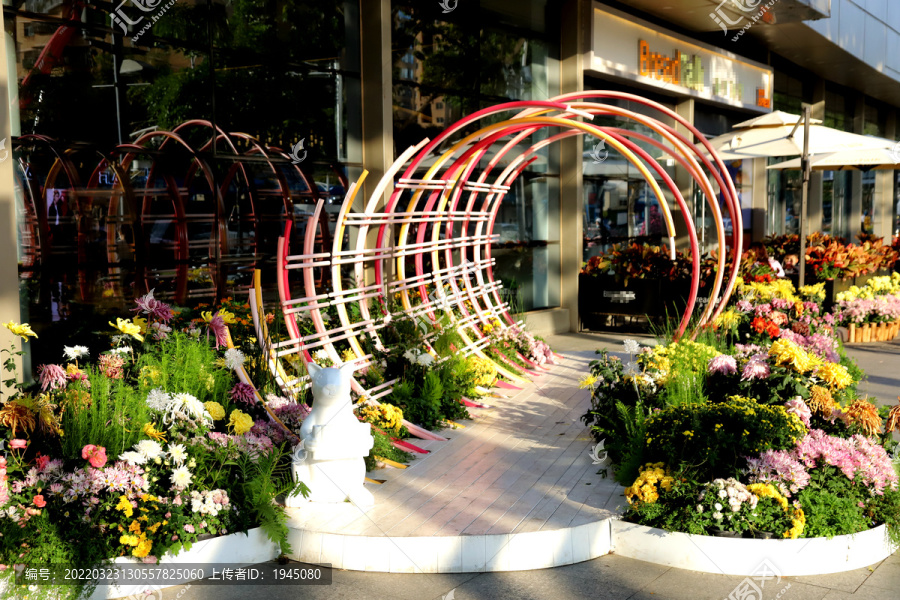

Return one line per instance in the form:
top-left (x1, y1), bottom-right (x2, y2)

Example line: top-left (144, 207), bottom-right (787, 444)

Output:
top-left (849, 324), bottom-right (856, 343)
top-left (711, 528), bottom-right (741, 538)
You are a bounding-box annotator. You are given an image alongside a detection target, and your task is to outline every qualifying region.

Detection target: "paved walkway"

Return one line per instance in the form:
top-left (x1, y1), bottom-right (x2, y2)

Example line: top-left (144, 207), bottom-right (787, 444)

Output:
top-left (287, 351), bottom-right (618, 541)
top-left (153, 332), bottom-right (900, 600)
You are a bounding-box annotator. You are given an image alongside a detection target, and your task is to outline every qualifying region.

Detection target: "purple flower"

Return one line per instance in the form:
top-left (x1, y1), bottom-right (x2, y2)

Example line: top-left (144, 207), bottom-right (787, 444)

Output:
top-left (229, 382), bottom-right (256, 405)
top-left (741, 359), bottom-right (770, 381)
top-left (38, 364), bottom-right (68, 391)
top-left (745, 450), bottom-right (811, 496)
top-left (708, 355), bottom-right (737, 375)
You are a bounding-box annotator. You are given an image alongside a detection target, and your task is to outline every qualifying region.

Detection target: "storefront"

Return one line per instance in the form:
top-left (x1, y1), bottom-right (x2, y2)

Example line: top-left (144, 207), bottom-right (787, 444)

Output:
top-left (582, 4), bottom-right (773, 263)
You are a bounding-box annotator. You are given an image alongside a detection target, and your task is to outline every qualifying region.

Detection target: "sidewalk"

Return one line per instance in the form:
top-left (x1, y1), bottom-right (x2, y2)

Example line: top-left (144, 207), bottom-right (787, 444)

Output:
top-left (153, 332), bottom-right (900, 600)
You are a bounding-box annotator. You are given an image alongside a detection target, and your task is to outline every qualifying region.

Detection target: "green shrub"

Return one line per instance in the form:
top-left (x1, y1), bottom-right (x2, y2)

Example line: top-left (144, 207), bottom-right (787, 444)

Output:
top-left (643, 396), bottom-right (806, 480)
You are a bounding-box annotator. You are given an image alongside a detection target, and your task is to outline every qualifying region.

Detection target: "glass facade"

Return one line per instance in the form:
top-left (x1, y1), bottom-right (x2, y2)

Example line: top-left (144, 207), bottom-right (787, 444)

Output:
top-left (390, 1), bottom-right (560, 312)
top-left (6, 0), bottom-right (362, 367)
top-left (580, 99), bottom-right (677, 260)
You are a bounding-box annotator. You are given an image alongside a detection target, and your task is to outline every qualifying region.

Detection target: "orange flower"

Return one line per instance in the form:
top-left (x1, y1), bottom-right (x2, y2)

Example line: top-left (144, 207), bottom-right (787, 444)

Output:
top-left (846, 399), bottom-right (883, 436)
top-left (808, 386), bottom-right (835, 418)
top-left (885, 400), bottom-right (900, 434)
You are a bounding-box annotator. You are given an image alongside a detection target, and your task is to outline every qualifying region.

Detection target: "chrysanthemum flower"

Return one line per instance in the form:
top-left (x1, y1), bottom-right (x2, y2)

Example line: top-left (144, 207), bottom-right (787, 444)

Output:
top-left (845, 399), bottom-right (883, 436)
top-left (886, 401), bottom-right (900, 434)
top-left (708, 355), bottom-right (737, 375)
top-left (207, 314), bottom-right (228, 349)
top-left (815, 362), bottom-right (853, 389)
top-left (807, 386), bottom-right (835, 418)
top-left (223, 348), bottom-right (245, 370)
top-left (62, 345), bottom-right (89, 361)
top-left (3, 321), bottom-right (37, 340)
top-left (38, 364), bottom-right (68, 391)
top-left (229, 383), bottom-right (256, 405)
top-left (109, 317), bottom-right (144, 342)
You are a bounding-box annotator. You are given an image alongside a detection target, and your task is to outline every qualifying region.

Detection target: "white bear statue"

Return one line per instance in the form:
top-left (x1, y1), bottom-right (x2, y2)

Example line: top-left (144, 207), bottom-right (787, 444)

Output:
top-left (285, 362), bottom-right (375, 509)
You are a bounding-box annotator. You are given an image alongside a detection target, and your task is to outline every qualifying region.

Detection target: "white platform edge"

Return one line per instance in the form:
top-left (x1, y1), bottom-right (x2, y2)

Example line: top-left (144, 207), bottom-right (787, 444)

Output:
top-left (611, 519), bottom-right (899, 576)
top-left (286, 519), bottom-right (614, 573)
top-left (283, 517), bottom-right (899, 575)
top-left (89, 527), bottom-right (279, 599)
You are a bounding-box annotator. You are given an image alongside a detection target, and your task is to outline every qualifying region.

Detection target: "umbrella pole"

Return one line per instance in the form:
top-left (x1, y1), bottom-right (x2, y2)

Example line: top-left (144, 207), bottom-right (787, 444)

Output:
top-left (797, 106), bottom-right (811, 288)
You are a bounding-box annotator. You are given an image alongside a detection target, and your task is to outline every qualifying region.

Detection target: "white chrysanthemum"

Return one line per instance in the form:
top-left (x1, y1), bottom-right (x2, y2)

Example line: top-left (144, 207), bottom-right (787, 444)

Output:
top-left (146, 388), bottom-right (170, 411)
top-left (403, 349), bottom-right (417, 363)
top-left (63, 345), bottom-right (89, 361)
top-left (224, 348), bottom-right (245, 370)
top-left (179, 394), bottom-right (210, 422)
top-left (417, 352), bottom-right (435, 366)
top-left (109, 346), bottom-right (133, 355)
top-left (313, 349), bottom-right (329, 362)
top-left (119, 451), bottom-right (147, 466)
top-left (171, 466), bottom-right (193, 491)
top-left (136, 439), bottom-right (165, 460)
top-left (623, 339), bottom-right (641, 355)
top-left (167, 443), bottom-right (188, 465)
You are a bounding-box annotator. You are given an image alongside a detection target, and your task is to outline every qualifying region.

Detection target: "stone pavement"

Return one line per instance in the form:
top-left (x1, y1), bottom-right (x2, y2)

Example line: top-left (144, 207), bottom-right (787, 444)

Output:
top-left (154, 331), bottom-right (900, 600)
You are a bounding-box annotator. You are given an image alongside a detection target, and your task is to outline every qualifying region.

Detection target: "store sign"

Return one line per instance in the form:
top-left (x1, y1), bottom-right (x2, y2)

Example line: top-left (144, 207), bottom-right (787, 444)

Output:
top-left (590, 4), bottom-right (773, 113)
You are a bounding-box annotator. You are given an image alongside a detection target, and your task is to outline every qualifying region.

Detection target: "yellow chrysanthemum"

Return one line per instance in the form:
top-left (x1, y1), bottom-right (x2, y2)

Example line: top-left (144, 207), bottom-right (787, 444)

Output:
top-left (141, 422), bottom-right (167, 442)
top-left (133, 316), bottom-right (148, 334)
top-left (140, 365), bottom-right (162, 387)
top-left (132, 536), bottom-right (153, 558)
top-left (816, 362), bottom-right (854, 389)
top-left (205, 401), bottom-right (226, 421)
top-left (228, 409), bottom-right (254, 435)
top-left (119, 534), bottom-right (139, 546)
top-left (799, 283), bottom-right (826, 301)
top-left (769, 338), bottom-right (814, 373)
top-left (624, 463), bottom-right (673, 505)
top-left (115, 495), bottom-right (134, 518)
top-left (578, 374), bottom-right (598, 389)
top-left (3, 321), bottom-right (38, 340)
top-left (109, 317), bottom-right (144, 342)
top-left (714, 309), bottom-right (741, 330)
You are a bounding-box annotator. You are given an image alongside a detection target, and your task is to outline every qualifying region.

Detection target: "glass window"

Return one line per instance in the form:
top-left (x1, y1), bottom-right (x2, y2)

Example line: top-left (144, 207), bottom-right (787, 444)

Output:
top-left (391, 1), bottom-right (560, 312)
top-left (861, 171), bottom-right (875, 234)
top-left (8, 0), bottom-right (362, 368)
top-left (822, 170), bottom-right (852, 239)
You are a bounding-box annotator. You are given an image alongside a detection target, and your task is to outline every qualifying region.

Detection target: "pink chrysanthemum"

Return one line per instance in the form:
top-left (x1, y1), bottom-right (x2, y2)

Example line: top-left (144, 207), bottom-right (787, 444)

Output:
top-left (783, 397), bottom-right (812, 428)
top-left (707, 355), bottom-right (737, 375)
top-left (38, 364), bottom-right (68, 391)
top-left (99, 354), bottom-right (125, 379)
top-left (208, 314), bottom-right (228, 349)
top-left (741, 359), bottom-right (770, 381)
top-left (133, 289), bottom-right (174, 323)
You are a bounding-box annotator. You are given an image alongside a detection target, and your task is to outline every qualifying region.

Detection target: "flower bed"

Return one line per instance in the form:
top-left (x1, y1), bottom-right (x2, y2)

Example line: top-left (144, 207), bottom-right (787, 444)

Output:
top-left (833, 274), bottom-right (900, 343)
top-left (763, 233), bottom-right (898, 282)
top-left (0, 294), bottom-right (310, 600)
top-left (0, 286), bottom-right (551, 598)
top-left (581, 277), bottom-right (900, 557)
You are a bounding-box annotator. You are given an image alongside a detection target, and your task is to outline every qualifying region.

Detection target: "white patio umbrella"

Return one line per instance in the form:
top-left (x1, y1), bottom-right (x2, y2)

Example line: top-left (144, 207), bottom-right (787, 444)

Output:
top-left (706, 111), bottom-right (885, 160)
top-left (766, 145), bottom-right (900, 171)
